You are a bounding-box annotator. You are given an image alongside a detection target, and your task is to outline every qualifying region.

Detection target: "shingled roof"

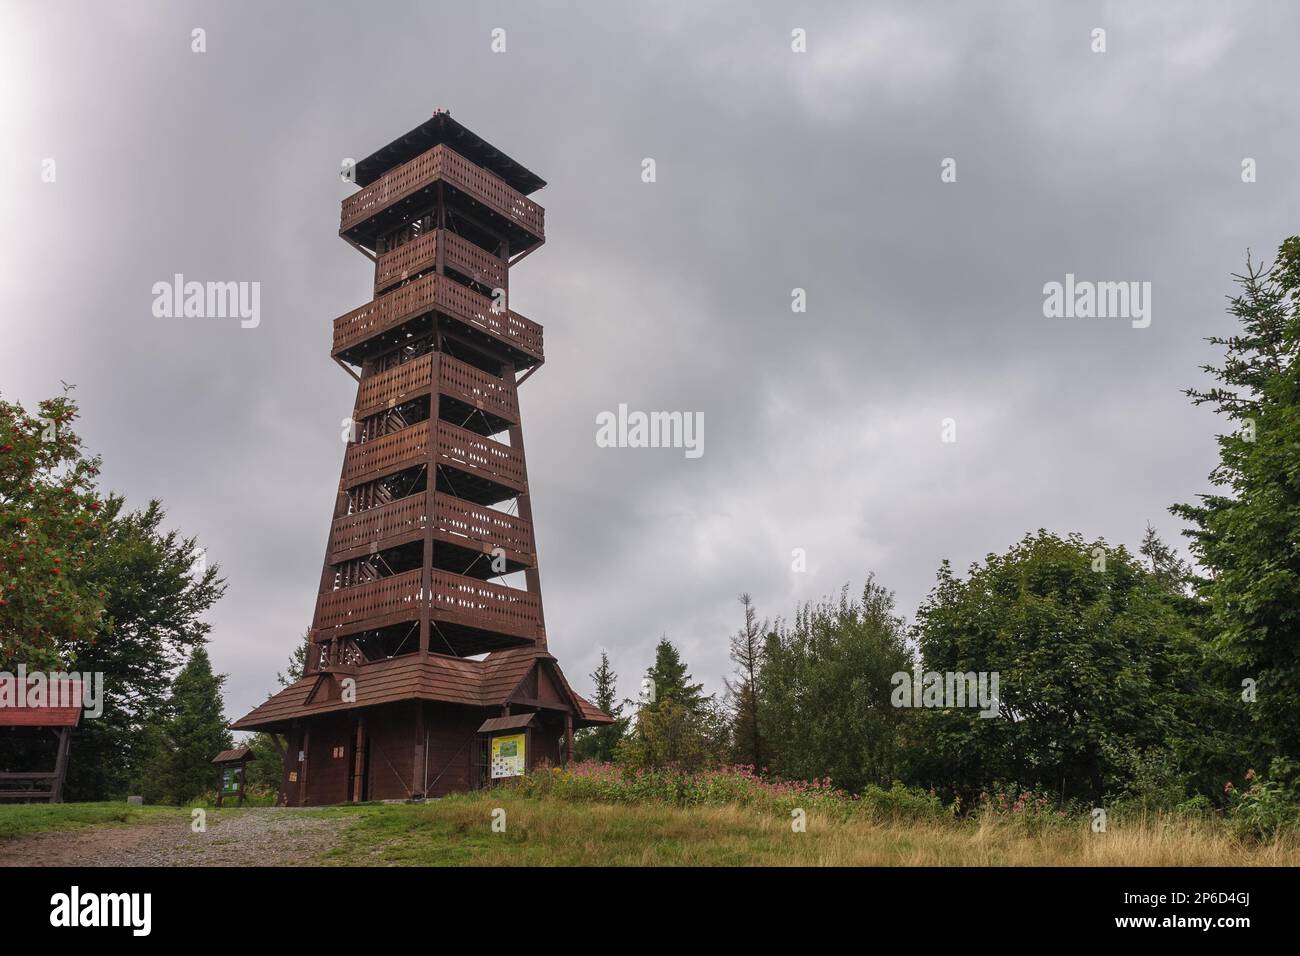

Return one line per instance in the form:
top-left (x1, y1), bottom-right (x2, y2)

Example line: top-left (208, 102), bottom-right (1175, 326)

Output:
top-left (230, 647), bottom-right (611, 732)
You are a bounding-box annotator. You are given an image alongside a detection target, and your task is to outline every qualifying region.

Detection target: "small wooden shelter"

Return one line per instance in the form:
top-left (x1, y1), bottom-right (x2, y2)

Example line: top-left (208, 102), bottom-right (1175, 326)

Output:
top-left (0, 679), bottom-right (82, 803)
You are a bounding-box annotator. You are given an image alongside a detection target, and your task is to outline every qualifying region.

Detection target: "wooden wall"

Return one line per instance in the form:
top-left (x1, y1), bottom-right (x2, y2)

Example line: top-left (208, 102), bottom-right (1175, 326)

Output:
top-left (282, 701), bottom-right (574, 805)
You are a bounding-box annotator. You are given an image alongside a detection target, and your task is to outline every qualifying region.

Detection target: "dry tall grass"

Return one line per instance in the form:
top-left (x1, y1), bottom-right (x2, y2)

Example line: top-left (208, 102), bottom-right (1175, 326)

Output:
top-left (325, 795), bottom-right (1300, 866)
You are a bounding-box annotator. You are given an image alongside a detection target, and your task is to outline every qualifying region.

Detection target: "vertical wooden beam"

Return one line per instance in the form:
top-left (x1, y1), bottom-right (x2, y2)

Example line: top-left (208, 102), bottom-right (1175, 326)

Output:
top-left (299, 725), bottom-right (311, 807)
top-left (351, 714), bottom-right (367, 802)
top-left (564, 713), bottom-right (574, 766)
top-left (50, 726), bottom-right (71, 804)
top-left (412, 701), bottom-right (426, 798)
top-left (506, 402), bottom-right (547, 650)
top-left (419, 183), bottom-right (447, 661)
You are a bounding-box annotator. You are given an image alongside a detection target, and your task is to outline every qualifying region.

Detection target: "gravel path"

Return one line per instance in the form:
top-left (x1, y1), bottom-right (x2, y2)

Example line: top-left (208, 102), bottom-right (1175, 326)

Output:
top-left (0, 808), bottom-right (351, 867)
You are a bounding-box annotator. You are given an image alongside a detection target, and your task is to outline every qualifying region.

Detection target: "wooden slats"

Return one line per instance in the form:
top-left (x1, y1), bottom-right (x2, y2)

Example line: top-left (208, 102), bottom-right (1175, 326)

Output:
top-left (355, 353), bottom-right (434, 418)
top-left (353, 352), bottom-right (518, 424)
top-left (441, 231), bottom-right (509, 291)
top-left (328, 493), bottom-right (429, 559)
top-left (342, 422), bottom-right (431, 485)
top-left (375, 229), bottom-right (508, 294)
top-left (437, 420), bottom-right (525, 490)
top-left (339, 414), bottom-right (524, 491)
top-left (332, 272), bottom-right (543, 363)
top-left (437, 354), bottom-right (518, 423)
top-left (340, 144), bottom-right (544, 239)
top-left (430, 571), bottom-right (542, 641)
top-left (314, 568), bottom-right (541, 642)
top-left (432, 493), bottom-right (534, 563)
top-left (315, 569), bottom-right (424, 630)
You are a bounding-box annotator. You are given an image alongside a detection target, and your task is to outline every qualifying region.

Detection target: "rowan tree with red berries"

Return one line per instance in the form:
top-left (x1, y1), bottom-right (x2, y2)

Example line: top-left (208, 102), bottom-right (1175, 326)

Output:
top-left (0, 390), bottom-right (106, 671)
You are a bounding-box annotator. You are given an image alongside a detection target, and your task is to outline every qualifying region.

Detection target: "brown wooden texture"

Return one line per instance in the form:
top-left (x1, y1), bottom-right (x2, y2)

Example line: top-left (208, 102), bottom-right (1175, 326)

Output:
top-left (340, 144), bottom-right (544, 240)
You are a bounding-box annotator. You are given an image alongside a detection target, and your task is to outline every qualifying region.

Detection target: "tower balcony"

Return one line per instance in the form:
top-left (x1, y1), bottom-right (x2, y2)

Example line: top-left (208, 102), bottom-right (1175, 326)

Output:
top-left (332, 272), bottom-right (543, 369)
top-left (430, 570), bottom-right (542, 643)
top-left (341, 419), bottom-right (525, 501)
top-left (313, 567), bottom-right (542, 644)
top-left (327, 492), bottom-right (429, 562)
top-left (340, 144), bottom-right (544, 253)
top-left (374, 228), bottom-right (507, 295)
top-left (431, 492), bottom-right (535, 569)
top-left (314, 568), bottom-right (424, 633)
top-left (435, 419), bottom-right (526, 498)
top-left (341, 420), bottom-right (431, 487)
top-left (326, 491), bottom-right (535, 569)
top-left (354, 352), bottom-right (519, 429)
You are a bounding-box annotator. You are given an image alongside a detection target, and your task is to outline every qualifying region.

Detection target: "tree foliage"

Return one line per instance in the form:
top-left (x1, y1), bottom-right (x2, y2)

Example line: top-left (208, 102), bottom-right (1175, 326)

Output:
top-left (144, 646), bottom-right (232, 804)
top-left (0, 391), bottom-right (106, 670)
top-left (1171, 237), bottom-right (1300, 777)
top-left (725, 593), bottom-right (765, 768)
top-left (65, 496), bottom-right (224, 799)
top-left (909, 531), bottom-right (1214, 804)
top-left (644, 637), bottom-right (707, 711)
top-left (758, 577), bottom-right (909, 792)
top-left (574, 651), bottom-right (628, 762)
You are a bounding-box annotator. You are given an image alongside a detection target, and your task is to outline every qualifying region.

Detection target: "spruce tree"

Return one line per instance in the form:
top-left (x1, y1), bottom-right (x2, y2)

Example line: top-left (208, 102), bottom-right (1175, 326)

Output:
top-left (574, 651), bottom-right (628, 762)
top-left (154, 646), bottom-right (233, 803)
top-left (1171, 237), bottom-right (1300, 776)
top-left (644, 637), bottom-right (707, 711)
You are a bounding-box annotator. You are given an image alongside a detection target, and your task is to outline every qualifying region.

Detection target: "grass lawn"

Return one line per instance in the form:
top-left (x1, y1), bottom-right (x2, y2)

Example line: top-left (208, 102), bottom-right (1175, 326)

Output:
top-left (4, 794), bottom-right (1297, 865)
top-left (314, 793), bottom-right (1300, 866)
top-left (0, 802), bottom-right (185, 842)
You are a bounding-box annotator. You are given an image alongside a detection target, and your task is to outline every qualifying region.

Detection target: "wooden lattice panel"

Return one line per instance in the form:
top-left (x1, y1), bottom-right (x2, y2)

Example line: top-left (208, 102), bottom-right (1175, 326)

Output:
top-left (375, 229), bottom-right (507, 294)
top-left (328, 492), bottom-right (430, 558)
top-left (438, 353), bottom-right (518, 423)
top-left (434, 275), bottom-right (544, 359)
top-left (441, 230), bottom-right (509, 291)
top-left (429, 570), bottom-right (541, 640)
top-left (340, 144), bottom-right (544, 239)
top-left (342, 422), bottom-right (431, 484)
top-left (333, 272), bottom-right (543, 363)
top-left (315, 568), bottom-right (424, 630)
top-left (438, 147), bottom-right (545, 237)
top-left (355, 353), bottom-right (435, 418)
top-left (436, 420), bottom-right (526, 490)
top-left (433, 493), bottom-right (534, 562)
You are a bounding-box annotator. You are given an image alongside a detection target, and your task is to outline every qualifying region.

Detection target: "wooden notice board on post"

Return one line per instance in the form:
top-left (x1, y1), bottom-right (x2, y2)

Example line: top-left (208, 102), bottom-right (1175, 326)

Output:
top-left (476, 713), bottom-right (537, 781)
top-left (212, 747), bottom-right (254, 806)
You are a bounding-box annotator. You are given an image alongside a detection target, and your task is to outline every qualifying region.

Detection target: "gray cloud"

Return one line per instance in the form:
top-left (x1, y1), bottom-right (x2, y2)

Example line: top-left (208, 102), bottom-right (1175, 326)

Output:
top-left (3, 1), bottom-right (1296, 720)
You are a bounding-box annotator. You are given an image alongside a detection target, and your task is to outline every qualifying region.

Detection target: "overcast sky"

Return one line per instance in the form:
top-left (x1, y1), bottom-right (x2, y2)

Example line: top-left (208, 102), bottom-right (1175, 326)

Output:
top-left (3, 1), bottom-right (1297, 722)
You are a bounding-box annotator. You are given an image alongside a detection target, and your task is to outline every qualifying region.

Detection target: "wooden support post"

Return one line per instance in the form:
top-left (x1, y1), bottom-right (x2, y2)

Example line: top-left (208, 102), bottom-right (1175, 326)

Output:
top-left (50, 727), bottom-right (71, 804)
top-left (412, 701), bottom-right (426, 798)
top-left (352, 715), bottom-right (367, 803)
top-left (505, 362), bottom-right (547, 651)
top-left (299, 725), bottom-right (311, 807)
top-left (564, 713), bottom-right (574, 766)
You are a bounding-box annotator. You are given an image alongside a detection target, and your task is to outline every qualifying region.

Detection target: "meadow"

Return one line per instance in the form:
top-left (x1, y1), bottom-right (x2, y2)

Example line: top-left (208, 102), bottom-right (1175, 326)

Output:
top-left (2, 764), bottom-right (1296, 867)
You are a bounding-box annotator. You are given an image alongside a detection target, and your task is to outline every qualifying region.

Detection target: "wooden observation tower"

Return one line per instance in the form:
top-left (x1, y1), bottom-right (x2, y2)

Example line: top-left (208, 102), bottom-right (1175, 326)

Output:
top-left (233, 112), bottom-right (609, 804)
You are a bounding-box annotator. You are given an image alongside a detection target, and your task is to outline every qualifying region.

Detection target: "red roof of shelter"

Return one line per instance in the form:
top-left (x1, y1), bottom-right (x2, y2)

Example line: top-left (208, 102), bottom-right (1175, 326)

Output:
top-left (0, 679), bottom-right (84, 728)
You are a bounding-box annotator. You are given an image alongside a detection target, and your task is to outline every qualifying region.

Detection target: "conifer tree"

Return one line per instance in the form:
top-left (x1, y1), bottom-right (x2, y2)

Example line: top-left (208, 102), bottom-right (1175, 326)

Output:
top-left (1172, 237), bottom-right (1300, 775)
top-left (150, 646), bottom-right (233, 804)
top-left (574, 651), bottom-right (628, 762)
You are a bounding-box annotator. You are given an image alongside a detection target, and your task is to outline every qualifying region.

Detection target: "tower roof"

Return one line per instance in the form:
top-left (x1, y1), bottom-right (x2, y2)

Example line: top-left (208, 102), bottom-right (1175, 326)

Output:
top-left (229, 647), bottom-right (611, 732)
top-left (352, 110), bottom-right (547, 195)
